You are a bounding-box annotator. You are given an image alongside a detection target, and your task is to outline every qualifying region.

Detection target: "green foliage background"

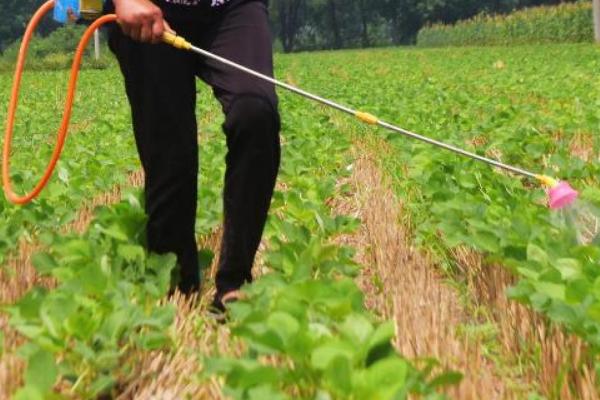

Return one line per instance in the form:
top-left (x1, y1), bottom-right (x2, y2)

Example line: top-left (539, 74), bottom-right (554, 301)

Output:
top-left (0, 24), bottom-right (113, 72)
top-left (0, 0), bottom-right (584, 55)
top-left (418, 1), bottom-right (594, 47)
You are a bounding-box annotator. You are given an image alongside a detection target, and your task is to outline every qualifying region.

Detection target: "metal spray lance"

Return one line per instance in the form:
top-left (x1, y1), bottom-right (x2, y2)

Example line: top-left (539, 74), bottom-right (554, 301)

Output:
top-left (3, 0), bottom-right (582, 212)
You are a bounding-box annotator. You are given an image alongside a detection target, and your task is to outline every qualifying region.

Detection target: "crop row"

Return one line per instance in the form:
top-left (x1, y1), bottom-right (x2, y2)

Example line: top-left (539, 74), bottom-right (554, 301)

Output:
top-left (0, 70), bottom-right (223, 397)
top-left (3, 69), bottom-right (453, 397)
top-left (4, 87), bottom-right (227, 397)
top-left (0, 70), bottom-right (139, 264)
top-left (204, 93), bottom-right (461, 398)
top-left (417, 2), bottom-right (594, 47)
top-left (278, 44), bottom-right (600, 362)
top-left (377, 45), bottom-right (600, 357)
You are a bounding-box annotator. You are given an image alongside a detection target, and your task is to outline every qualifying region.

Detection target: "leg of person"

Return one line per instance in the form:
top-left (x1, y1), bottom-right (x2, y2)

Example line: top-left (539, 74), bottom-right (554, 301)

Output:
top-left (108, 23), bottom-right (201, 294)
top-left (195, 1), bottom-right (281, 310)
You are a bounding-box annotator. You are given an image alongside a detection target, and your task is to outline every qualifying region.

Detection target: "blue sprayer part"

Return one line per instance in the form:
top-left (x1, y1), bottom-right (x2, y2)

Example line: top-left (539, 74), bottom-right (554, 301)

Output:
top-left (53, 0), bottom-right (104, 23)
top-left (53, 0), bottom-right (80, 23)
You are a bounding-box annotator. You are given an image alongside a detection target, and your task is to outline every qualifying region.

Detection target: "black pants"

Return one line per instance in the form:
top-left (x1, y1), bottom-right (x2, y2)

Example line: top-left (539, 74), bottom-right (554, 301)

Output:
top-left (108, 0), bottom-right (280, 297)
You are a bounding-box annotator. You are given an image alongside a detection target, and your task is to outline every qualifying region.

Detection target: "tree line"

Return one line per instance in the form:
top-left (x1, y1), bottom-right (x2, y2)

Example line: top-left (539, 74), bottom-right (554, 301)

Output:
top-left (271, 0), bottom-right (578, 52)
top-left (0, 0), bottom-right (578, 53)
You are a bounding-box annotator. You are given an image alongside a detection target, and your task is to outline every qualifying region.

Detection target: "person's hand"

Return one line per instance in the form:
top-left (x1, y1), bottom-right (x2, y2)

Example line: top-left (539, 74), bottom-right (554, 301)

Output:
top-left (113, 0), bottom-right (173, 43)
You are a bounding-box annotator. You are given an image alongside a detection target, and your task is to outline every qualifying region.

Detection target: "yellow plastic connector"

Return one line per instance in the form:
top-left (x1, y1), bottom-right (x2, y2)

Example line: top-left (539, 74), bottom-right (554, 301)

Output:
top-left (536, 175), bottom-right (559, 188)
top-left (355, 111), bottom-right (379, 125)
top-left (163, 32), bottom-right (192, 50)
top-left (80, 0), bottom-right (104, 20)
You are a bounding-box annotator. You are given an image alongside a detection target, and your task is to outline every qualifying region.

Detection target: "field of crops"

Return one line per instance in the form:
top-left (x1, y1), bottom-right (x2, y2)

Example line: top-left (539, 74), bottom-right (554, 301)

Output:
top-left (418, 2), bottom-right (594, 47)
top-left (1, 42), bottom-right (599, 399)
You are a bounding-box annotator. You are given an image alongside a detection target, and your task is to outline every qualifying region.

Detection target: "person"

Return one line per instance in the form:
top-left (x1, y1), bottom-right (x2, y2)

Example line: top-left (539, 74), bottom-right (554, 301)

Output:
top-left (106, 0), bottom-right (281, 312)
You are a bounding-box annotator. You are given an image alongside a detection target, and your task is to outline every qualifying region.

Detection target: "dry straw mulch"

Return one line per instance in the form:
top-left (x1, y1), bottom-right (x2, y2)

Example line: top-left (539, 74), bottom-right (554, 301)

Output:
top-left (333, 138), bottom-right (598, 399)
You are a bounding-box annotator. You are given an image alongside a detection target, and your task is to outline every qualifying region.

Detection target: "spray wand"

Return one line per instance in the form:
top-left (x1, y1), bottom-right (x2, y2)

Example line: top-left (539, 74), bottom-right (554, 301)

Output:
top-left (164, 32), bottom-right (580, 210)
top-left (3, 0), bottom-right (580, 211)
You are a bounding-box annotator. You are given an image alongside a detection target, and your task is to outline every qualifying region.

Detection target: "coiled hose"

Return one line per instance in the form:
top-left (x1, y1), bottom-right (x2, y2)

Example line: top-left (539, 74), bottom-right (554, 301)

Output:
top-left (2, 0), bottom-right (116, 205)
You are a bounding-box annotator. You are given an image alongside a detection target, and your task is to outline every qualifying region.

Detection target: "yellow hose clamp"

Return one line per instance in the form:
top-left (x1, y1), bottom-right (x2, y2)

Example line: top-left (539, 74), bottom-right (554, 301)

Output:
top-left (163, 32), bottom-right (192, 50)
top-left (356, 111), bottom-right (379, 125)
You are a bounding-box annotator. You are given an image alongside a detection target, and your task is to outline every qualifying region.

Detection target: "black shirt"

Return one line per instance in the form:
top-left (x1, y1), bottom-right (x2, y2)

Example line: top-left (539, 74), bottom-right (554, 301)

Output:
top-left (159, 0), bottom-right (237, 10)
top-left (104, 0), bottom-right (261, 17)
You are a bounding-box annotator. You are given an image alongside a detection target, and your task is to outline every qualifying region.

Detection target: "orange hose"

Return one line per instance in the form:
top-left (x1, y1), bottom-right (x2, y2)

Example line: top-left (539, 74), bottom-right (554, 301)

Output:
top-left (2, 0), bottom-right (117, 205)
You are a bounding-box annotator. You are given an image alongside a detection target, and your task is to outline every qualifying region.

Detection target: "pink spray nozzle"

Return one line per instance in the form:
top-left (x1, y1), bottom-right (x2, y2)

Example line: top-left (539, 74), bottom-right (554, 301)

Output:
top-left (548, 181), bottom-right (579, 210)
